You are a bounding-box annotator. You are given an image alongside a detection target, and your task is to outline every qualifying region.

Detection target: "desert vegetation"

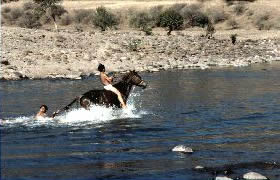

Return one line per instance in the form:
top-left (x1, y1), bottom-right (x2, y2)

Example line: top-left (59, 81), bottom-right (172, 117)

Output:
top-left (1, 0), bottom-right (280, 34)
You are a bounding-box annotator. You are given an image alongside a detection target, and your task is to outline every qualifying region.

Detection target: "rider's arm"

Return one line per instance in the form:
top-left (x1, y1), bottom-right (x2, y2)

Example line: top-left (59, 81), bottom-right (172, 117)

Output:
top-left (105, 74), bottom-right (113, 83)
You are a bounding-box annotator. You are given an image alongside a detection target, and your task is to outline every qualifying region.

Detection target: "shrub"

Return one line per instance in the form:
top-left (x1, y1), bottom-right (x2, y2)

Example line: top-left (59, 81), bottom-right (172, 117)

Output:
top-left (224, 0), bottom-right (256, 6)
top-left (1, 0), bottom-right (19, 3)
top-left (255, 14), bottom-right (272, 30)
top-left (227, 18), bottom-right (239, 29)
top-left (48, 5), bottom-right (67, 19)
top-left (149, 5), bottom-right (163, 25)
top-left (246, 9), bottom-right (254, 16)
top-left (206, 8), bottom-right (228, 24)
top-left (73, 9), bottom-right (93, 24)
top-left (170, 3), bottom-right (187, 12)
top-left (92, 6), bottom-right (119, 31)
top-left (23, 2), bottom-right (38, 11)
top-left (157, 9), bottom-right (184, 35)
top-left (128, 39), bottom-right (142, 51)
top-left (59, 14), bottom-right (72, 26)
top-left (233, 3), bottom-right (246, 15)
top-left (18, 11), bottom-right (41, 28)
top-left (10, 8), bottom-right (23, 20)
top-left (33, 0), bottom-right (62, 10)
top-left (181, 4), bottom-right (209, 28)
top-left (2, 7), bottom-right (11, 14)
top-left (230, 34), bottom-right (237, 44)
top-left (205, 21), bottom-right (215, 38)
top-left (129, 11), bottom-right (154, 34)
top-left (40, 14), bottom-right (53, 24)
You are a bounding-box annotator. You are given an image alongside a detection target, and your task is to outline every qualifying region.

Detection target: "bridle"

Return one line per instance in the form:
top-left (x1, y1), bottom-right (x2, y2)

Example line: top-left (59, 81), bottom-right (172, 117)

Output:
top-left (125, 73), bottom-right (142, 86)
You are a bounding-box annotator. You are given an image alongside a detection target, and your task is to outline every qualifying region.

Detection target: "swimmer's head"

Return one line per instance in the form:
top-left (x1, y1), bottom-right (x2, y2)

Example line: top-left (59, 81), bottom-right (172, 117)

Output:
top-left (40, 105), bottom-right (48, 113)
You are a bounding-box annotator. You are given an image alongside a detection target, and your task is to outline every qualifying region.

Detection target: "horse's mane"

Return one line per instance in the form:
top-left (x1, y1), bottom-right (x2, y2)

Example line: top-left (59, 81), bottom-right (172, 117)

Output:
top-left (113, 71), bottom-right (135, 85)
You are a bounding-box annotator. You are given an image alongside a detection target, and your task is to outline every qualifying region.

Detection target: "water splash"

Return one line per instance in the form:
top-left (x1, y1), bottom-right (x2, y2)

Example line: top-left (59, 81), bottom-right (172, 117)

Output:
top-left (1, 92), bottom-right (148, 129)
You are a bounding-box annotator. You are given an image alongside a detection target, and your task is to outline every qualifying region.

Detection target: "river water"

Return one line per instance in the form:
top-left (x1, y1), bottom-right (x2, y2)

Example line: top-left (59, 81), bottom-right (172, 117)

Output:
top-left (1, 63), bottom-right (280, 180)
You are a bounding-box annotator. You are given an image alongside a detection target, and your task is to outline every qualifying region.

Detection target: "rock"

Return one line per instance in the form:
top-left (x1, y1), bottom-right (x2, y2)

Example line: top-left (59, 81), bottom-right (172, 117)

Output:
top-left (1, 60), bottom-right (10, 65)
top-left (243, 172), bottom-right (267, 180)
top-left (83, 53), bottom-right (90, 61)
top-left (149, 68), bottom-right (159, 72)
top-left (195, 166), bottom-right (204, 169)
top-left (172, 145), bottom-right (193, 153)
top-left (215, 176), bottom-right (233, 180)
top-left (120, 57), bottom-right (128, 61)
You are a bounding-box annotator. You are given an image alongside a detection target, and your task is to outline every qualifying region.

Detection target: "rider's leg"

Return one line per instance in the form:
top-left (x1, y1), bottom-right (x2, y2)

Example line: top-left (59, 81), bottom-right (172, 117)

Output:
top-left (109, 87), bottom-right (127, 108)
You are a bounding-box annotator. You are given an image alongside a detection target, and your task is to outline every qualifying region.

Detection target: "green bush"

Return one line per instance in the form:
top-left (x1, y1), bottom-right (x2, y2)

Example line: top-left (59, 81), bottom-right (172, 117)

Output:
top-left (33, 0), bottom-right (62, 10)
top-left (157, 9), bottom-right (184, 35)
top-left (18, 11), bottom-right (41, 28)
top-left (92, 6), bottom-right (119, 31)
top-left (129, 11), bottom-right (154, 34)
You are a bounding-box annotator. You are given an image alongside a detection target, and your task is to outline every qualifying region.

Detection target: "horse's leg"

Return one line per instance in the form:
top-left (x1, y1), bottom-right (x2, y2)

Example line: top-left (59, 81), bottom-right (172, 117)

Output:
top-left (80, 97), bottom-right (91, 110)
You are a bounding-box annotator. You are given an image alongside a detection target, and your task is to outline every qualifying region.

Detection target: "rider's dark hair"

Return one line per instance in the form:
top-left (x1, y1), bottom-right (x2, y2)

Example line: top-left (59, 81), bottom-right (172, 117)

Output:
top-left (40, 105), bottom-right (48, 112)
top-left (98, 64), bottom-right (105, 72)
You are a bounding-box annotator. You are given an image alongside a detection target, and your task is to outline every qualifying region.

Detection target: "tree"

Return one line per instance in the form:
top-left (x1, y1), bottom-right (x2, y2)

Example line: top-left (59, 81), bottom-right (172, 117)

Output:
top-left (157, 9), bottom-right (184, 35)
top-left (92, 6), bottom-right (119, 31)
top-left (33, 0), bottom-right (66, 31)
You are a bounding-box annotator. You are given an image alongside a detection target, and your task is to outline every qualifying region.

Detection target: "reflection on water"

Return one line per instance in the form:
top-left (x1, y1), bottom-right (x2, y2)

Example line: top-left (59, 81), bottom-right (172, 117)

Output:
top-left (1, 63), bottom-right (280, 180)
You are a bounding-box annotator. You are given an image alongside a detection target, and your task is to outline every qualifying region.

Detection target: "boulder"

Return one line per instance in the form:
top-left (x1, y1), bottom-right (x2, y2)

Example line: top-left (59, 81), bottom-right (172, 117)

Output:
top-left (194, 166), bottom-right (204, 169)
top-left (172, 145), bottom-right (193, 153)
top-left (215, 176), bottom-right (233, 180)
top-left (243, 172), bottom-right (267, 180)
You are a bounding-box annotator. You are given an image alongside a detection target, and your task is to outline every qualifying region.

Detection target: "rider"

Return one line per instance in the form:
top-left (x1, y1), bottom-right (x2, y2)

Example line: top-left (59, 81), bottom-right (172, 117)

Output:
top-left (36, 104), bottom-right (48, 119)
top-left (98, 64), bottom-right (127, 108)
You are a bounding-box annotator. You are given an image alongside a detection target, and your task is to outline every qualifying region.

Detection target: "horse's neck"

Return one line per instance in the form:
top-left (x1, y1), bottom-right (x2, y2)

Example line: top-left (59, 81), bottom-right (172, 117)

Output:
top-left (114, 82), bottom-right (133, 101)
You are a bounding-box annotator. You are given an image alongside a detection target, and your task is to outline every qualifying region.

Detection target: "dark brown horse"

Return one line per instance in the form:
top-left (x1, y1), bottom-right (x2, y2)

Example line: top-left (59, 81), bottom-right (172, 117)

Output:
top-left (52, 71), bottom-right (147, 117)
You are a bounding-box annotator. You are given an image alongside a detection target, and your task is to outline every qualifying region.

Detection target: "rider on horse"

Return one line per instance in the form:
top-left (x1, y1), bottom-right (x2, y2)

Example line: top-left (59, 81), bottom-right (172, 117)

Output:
top-left (98, 64), bottom-right (127, 108)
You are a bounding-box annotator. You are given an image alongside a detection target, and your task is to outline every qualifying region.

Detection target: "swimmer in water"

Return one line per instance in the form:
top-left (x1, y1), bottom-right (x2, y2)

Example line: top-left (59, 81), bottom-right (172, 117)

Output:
top-left (36, 105), bottom-right (48, 119)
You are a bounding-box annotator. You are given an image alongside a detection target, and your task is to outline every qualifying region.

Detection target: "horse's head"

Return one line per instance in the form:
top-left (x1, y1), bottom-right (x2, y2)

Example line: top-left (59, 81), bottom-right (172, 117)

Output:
top-left (123, 71), bottom-right (147, 89)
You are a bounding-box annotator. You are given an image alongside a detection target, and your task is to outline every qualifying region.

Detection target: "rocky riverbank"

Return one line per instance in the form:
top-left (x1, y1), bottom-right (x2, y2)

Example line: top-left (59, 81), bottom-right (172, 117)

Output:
top-left (1, 26), bottom-right (280, 80)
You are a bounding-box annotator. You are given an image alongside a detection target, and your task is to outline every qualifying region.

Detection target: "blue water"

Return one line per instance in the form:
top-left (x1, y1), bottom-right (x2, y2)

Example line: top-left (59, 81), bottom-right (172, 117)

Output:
top-left (1, 63), bottom-right (280, 180)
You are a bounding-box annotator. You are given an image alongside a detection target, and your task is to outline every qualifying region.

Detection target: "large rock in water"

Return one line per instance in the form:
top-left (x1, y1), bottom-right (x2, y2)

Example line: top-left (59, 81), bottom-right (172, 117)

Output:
top-left (172, 145), bottom-right (193, 153)
top-left (243, 172), bottom-right (267, 180)
top-left (215, 176), bottom-right (233, 180)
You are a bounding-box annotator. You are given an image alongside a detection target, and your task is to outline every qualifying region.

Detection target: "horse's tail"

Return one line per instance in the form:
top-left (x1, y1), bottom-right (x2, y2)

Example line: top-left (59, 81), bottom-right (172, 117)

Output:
top-left (52, 96), bottom-right (81, 118)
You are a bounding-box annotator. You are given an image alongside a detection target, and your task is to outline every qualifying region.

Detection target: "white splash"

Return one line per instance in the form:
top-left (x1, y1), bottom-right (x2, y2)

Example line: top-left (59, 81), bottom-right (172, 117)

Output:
top-left (1, 92), bottom-right (148, 128)
top-left (56, 103), bottom-right (144, 126)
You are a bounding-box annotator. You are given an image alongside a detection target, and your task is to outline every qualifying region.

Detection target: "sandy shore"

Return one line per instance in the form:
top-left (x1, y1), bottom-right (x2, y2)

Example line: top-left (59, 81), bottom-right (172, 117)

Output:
top-left (1, 26), bottom-right (280, 80)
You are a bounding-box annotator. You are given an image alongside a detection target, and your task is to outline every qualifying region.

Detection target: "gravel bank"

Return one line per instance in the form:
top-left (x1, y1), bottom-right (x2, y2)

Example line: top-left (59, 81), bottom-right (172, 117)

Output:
top-left (1, 26), bottom-right (280, 80)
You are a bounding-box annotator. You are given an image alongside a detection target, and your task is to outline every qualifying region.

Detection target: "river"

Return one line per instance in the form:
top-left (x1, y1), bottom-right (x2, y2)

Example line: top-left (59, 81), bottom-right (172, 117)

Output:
top-left (1, 63), bottom-right (280, 180)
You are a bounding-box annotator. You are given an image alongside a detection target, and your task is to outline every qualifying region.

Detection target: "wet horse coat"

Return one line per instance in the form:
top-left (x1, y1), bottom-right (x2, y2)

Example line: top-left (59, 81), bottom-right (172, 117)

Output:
top-left (52, 71), bottom-right (147, 117)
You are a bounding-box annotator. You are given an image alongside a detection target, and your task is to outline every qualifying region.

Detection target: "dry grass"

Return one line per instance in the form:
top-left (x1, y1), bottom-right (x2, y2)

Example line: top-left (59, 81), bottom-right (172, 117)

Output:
top-left (2, 0), bottom-right (280, 31)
